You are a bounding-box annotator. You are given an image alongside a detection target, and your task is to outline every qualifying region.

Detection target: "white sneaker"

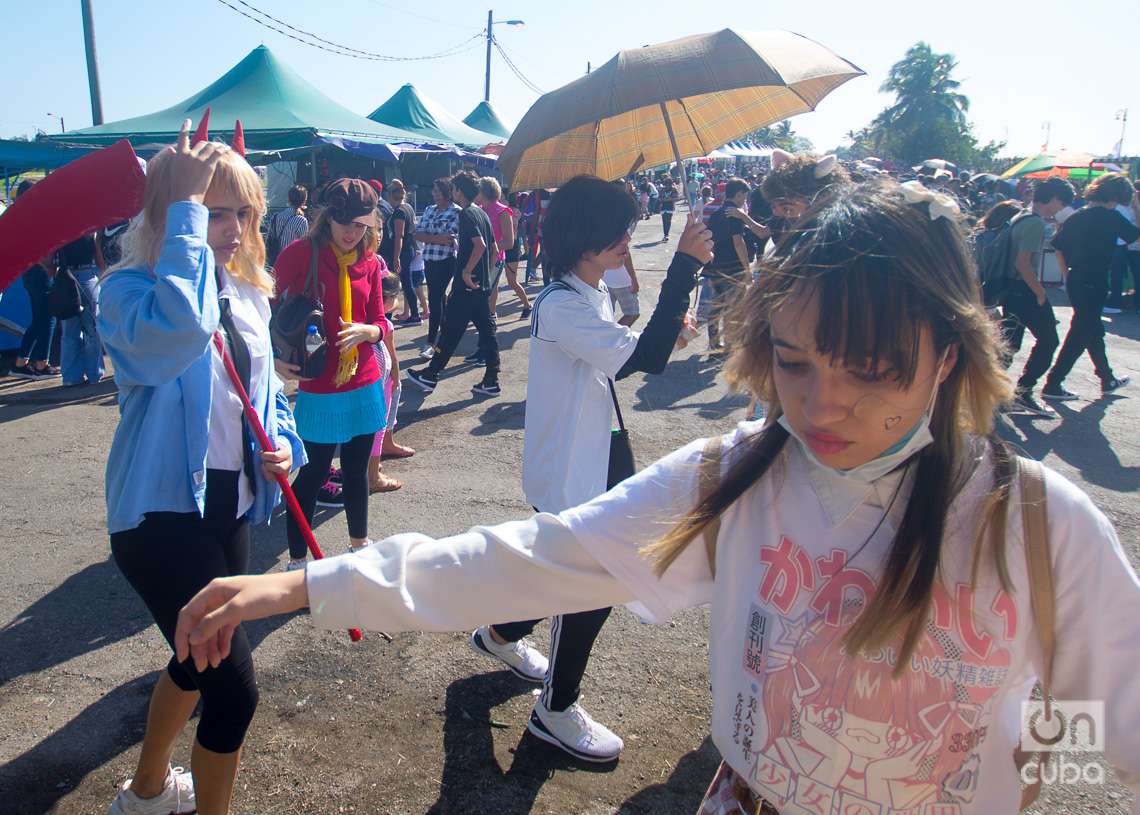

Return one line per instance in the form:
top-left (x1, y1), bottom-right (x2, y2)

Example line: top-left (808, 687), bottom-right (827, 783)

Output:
top-left (419, 344), bottom-right (435, 360)
top-left (468, 626), bottom-right (548, 682)
top-left (107, 766), bottom-right (195, 814)
top-left (285, 557), bottom-right (307, 571)
top-left (528, 700), bottom-right (624, 762)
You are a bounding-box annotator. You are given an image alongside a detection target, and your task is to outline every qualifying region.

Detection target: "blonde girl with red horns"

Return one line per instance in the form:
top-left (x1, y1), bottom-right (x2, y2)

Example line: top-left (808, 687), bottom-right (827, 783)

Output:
top-left (101, 116), bottom-right (304, 815)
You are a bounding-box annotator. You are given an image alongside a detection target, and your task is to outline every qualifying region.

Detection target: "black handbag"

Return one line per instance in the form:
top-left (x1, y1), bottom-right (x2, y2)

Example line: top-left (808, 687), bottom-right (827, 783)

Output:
top-left (606, 379), bottom-right (636, 490)
top-left (269, 239), bottom-right (327, 379)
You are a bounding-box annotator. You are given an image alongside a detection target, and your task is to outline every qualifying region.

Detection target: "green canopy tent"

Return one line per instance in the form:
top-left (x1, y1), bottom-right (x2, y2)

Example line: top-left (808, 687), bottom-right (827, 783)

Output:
top-left (368, 85), bottom-right (505, 148)
top-left (462, 101), bottom-right (514, 140)
top-left (50, 45), bottom-right (428, 151)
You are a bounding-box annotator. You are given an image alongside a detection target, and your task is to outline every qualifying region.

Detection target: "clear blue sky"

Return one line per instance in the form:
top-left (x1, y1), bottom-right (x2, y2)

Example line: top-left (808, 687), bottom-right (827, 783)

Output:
top-left (3, 0), bottom-right (1135, 159)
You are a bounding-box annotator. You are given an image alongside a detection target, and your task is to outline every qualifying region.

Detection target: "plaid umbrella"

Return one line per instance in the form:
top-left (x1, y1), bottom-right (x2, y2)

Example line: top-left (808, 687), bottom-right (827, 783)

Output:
top-left (498, 29), bottom-right (863, 197)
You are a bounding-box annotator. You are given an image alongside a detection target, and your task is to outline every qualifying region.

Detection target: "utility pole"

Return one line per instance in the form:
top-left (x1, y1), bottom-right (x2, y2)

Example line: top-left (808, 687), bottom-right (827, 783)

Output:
top-left (1041, 121), bottom-right (1051, 152)
top-left (484, 10), bottom-right (493, 102)
top-left (1116, 108), bottom-right (1128, 158)
top-left (80, 0), bottom-right (105, 125)
top-left (587, 61), bottom-right (591, 75)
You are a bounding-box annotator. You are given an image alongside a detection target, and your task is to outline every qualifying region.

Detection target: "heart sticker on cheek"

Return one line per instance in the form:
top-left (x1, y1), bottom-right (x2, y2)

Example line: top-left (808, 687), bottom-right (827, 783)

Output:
top-left (884, 416), bottom-right (902, 431)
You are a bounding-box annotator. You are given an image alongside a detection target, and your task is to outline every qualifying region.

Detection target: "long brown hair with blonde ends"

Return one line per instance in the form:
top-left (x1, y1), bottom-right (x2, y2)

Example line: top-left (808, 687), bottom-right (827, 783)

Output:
top-left (642, 179), bottom-right (1016, 675)
top-left (110, 145), bottom-right (274, 295)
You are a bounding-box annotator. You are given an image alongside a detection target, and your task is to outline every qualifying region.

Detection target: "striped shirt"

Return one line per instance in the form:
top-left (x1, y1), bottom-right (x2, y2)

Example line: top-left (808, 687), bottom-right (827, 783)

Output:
top-left (270, 209), bottom-right (309, 250)
top-left (416, 203), bottom-right (460, 261)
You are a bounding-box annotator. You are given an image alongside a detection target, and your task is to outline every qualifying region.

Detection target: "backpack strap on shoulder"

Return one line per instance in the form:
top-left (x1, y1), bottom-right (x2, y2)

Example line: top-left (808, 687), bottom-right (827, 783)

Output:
top-left (1019, 457), bottom-right (1054, 704)
top-left (699, 435), bottom-right (725, 577)
top-left (1013, 455), bottom-right (1054, 811)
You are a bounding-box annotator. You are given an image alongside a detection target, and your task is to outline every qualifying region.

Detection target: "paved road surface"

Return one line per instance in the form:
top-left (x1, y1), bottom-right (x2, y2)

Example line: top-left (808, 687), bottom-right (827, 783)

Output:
top-left (0, 211), bottom-right (1135, 813)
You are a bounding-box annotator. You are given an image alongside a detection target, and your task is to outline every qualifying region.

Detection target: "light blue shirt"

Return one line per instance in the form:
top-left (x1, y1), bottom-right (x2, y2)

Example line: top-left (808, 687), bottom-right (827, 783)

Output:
top-left (98, 201), bottom-right (306, 534)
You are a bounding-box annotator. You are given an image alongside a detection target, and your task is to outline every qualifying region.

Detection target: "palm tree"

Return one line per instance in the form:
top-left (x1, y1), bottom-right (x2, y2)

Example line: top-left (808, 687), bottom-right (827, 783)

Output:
top-left (878, 42), bottom-right (970, 132)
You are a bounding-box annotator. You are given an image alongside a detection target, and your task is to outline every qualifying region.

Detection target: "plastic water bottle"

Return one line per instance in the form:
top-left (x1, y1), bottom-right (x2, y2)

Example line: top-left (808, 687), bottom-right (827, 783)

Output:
top-left (305, 324), bottom-right (322, 358)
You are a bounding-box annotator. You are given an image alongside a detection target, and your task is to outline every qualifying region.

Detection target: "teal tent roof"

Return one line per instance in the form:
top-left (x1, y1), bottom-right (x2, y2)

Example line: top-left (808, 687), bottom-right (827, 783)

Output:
top-left (54, 46), bottom-right (427, 150)
top-left (463, 101), bottom-right (513, 140)
top-left (368, 85), bottom-right (504, 147)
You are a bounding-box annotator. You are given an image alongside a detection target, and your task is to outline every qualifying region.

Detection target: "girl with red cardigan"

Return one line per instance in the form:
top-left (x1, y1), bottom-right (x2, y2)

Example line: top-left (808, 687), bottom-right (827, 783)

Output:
top-left (273, 179), bottom-right (389, 569)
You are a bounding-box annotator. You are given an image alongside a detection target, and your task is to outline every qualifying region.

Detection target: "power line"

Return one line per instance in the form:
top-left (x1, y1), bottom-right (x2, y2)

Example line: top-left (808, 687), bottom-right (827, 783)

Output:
top-left (491, 37), bottom-right (544, 95)
top-left (214, 0), bottom-right (483, 62)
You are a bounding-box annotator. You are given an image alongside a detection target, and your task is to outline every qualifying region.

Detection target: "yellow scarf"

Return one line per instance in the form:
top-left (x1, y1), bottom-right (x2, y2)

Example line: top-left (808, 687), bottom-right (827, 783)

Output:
top-left (330, 243), bottom-right (359, 387)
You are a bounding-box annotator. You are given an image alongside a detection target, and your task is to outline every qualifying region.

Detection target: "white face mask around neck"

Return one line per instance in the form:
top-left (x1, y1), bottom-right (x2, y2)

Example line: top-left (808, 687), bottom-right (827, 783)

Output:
top-left (778, 353), bottom-right (948, 486)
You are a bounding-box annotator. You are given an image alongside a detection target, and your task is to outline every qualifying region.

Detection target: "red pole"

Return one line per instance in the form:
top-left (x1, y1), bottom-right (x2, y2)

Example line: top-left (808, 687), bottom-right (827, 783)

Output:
top-left (212, 333), bottom-right (362, 642)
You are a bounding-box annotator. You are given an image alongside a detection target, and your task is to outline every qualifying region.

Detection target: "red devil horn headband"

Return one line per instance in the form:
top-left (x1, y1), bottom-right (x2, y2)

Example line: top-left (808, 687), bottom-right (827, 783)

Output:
top-left (191, 107), bottom-right (211, 146)
top-left (232, 120), bottom-right (246, 157)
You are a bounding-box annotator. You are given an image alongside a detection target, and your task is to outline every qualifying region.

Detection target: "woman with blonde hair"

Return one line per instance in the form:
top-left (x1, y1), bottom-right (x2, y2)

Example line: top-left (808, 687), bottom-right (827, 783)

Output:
top-left (179, 179), bottom-right (1140, 813)
top-left (272, 178), bottom-right (390, 570)
top-left (100, 120), bottom-right (304, 815)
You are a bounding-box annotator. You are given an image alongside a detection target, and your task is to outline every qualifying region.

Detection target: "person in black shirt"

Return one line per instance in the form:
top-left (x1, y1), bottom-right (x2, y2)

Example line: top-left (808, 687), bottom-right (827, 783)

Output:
top-left (658, 178), bottom-right (677, 241)
top-left (379, 179), bottom-right (422, 325)
top-left (701, 177), bottom-right (750, 351)
top-left (1043, 174), bottom-right (1140, 399)
top-left (407, 172), bottom-right (501, 396)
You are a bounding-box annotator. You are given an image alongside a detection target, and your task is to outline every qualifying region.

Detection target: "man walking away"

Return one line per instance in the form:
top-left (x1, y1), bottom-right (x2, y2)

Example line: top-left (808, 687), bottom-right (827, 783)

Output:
top-left (1000, 177), bottom-right (1074, 417)
top-left (1043, 174), bottom-right (1140, 401)
top-left (406, 172), bottom-right (500, 397)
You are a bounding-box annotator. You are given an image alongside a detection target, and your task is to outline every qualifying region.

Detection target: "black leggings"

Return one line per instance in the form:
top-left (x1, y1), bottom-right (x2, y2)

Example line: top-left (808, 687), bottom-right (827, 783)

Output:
top-left (110, 470), bottom-right (257, 754)
top-left (399, 253), bottom-right (419, 319)
top-left (287, 432), bottom-right (374, 559)
top-left (425, 258), bottom-right (455, 346)
top-left (662, 210), bottom-right (673, 238)
top-left (493, 607), bottom-right (612, 712)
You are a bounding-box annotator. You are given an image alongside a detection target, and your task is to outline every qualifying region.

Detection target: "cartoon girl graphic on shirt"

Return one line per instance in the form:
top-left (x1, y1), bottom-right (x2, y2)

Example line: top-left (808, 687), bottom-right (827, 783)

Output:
top-left (754, 606), bottom-right (1010, 813)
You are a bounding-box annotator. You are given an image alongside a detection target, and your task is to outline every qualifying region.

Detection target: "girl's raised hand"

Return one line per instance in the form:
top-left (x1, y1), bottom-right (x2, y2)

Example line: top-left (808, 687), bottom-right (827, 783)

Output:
top-left (169, 118), bottom-right (229, 205)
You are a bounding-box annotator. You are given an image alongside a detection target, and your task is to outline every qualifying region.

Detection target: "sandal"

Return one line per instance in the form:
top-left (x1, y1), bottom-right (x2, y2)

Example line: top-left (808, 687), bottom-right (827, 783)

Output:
top-left (369, 476), bottom-right (403, 493)
top-left (381, 444), bottom-right (415, 460)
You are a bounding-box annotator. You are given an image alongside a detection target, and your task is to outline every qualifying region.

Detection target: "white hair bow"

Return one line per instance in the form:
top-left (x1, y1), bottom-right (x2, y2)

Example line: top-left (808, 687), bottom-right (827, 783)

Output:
top-left (900, 180), bottom-right (960, 222)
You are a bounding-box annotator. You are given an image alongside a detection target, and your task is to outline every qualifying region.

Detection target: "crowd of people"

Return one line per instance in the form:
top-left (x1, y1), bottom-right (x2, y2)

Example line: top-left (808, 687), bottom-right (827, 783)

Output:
top-left (2, 119), bottom-right (1138, 815)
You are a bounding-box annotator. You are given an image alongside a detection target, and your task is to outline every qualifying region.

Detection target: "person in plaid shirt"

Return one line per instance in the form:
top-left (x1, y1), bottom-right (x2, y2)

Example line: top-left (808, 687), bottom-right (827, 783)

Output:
top-left (414, 177), bottom-right (461, 359)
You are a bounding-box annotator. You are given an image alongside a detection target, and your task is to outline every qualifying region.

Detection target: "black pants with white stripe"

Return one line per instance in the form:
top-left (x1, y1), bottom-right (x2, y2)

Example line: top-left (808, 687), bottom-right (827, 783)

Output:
top-left (493, 607), bottom-right (612, 712)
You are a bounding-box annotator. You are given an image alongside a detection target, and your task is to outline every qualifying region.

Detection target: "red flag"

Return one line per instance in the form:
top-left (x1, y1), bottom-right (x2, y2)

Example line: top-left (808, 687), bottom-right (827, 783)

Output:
top-left (0, 139), bottom-right (146, 291)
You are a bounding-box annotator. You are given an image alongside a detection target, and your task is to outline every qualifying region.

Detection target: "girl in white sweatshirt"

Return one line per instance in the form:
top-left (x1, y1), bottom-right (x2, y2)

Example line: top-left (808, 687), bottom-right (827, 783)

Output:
top-left (176, 178), bottom-right (1140, 815)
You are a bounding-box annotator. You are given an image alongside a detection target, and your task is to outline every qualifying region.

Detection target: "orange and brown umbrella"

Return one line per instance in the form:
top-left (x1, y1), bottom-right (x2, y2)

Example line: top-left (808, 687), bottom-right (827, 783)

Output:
top-left (498, 29), bottom-right (863, 198)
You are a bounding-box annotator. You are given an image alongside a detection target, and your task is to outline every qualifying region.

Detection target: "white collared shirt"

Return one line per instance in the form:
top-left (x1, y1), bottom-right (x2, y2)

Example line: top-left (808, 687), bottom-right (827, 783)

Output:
top-left (207, 267), bottom-right (273, 518)
top-left (522, 273), bottom-right (639, 513)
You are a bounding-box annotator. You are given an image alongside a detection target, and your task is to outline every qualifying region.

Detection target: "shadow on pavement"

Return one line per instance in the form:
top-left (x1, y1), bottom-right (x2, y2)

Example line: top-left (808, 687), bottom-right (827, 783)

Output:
top-left (632, 353), bottom-right (748, 419)
top-left (0, 378), bottom-right (119, 425)
top-left (471, 399), bottom-right (525, 437)
top-left (617, 737), bottom-right (721, 814)
top-left (0, 558), bottom-right (151, 686)
top-left (0, 670), bottom-right (156, 815)
top-left (1104, 313), bottom-right (1140, 341)
top-left (0, 609), bottom-right (300, 815)
top-left (426, 671), bottom-right (616, 815)
top-left (1001, 396), bottom-right (1140, 493)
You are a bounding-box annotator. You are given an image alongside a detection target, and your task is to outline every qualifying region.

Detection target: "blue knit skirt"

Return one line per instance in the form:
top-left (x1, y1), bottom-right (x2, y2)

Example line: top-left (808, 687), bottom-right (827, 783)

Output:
top-left (294, 380), bottom-right (387, 444)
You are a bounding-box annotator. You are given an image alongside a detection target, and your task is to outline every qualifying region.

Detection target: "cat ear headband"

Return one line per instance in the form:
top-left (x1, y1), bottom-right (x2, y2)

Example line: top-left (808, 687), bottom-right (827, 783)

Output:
top-left (771, 148), bottom-right (839, 179)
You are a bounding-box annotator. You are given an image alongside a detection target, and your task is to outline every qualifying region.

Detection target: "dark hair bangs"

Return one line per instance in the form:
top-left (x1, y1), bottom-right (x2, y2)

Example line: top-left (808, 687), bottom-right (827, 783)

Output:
top-left (795, 254), bottom-right (925, 387)
top-left (762, 193), bottom-right (959, 387)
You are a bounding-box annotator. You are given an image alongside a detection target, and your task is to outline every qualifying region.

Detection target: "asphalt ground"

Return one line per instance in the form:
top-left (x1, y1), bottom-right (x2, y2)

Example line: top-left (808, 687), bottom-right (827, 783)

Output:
top-left (0, 208), bottom-right (1136, 813)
